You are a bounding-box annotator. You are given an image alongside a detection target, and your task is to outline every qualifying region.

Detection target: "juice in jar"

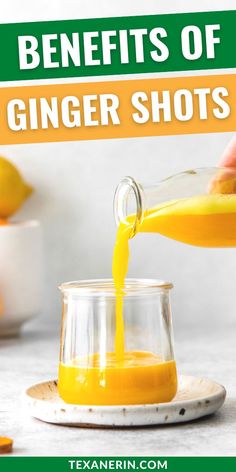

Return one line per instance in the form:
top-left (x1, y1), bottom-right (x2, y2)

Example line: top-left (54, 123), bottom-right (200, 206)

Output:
top-left (59, 351), bottom-right (177, 405)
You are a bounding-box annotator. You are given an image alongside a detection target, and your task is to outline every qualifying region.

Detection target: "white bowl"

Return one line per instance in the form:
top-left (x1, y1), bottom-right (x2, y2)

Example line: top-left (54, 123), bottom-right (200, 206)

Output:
top-left (0, 220), bottom-right (43, 336)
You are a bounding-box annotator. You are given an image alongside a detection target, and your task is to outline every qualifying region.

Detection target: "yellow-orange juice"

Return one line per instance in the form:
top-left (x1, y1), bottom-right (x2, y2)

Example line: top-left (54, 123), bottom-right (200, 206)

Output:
top-left (61, 191), bottom-right (236, 406)
top-left (139, 194), bottom-right (236, 247)
top-left (58, 351), bottom-right (177, 405)
top-left (59, 192), bottom-right (236, 406)
top-left (112, 193), bottom-right (236, 362)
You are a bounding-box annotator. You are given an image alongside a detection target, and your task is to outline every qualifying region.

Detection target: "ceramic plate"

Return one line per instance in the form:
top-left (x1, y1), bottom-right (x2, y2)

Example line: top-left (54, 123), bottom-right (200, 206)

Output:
top-left (24, 375), bottom-right (226, 427)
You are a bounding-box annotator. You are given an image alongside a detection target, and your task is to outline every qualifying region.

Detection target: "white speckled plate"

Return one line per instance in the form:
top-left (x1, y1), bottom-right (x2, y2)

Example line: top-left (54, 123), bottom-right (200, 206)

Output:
top-left (24, 375), bottom-right (226, 427)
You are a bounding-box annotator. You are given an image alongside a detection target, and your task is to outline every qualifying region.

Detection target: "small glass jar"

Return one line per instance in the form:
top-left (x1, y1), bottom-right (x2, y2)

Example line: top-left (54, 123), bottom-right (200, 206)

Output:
top-left (58, 279), bottom-right (177, 406)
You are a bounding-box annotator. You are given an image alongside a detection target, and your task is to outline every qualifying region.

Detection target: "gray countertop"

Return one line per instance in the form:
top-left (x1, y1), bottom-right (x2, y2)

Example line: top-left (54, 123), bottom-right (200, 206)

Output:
top-left (0, 322), bottom-right (236, 456)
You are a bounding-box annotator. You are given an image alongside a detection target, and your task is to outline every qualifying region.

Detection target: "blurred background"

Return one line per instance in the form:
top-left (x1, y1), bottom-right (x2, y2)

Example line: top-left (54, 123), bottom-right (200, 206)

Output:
top-left (1, 0), bottom-right (236, 336)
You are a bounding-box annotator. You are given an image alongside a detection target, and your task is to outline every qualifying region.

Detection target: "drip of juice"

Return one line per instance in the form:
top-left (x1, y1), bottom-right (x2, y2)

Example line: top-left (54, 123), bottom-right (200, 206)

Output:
top-left (59, 351), bottom-right (177, 405)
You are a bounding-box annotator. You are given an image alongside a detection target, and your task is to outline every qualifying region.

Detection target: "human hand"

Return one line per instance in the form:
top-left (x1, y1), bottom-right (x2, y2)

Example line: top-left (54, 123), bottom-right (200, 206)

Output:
top-left (208, 136), bottom-right (236, 194)
top-left (219, 135), bottom-right (236, 168)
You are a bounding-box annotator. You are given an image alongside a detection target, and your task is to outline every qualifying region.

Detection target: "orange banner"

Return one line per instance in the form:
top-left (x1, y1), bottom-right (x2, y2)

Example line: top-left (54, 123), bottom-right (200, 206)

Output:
top-left (0, 74), bottom-right (235, 145)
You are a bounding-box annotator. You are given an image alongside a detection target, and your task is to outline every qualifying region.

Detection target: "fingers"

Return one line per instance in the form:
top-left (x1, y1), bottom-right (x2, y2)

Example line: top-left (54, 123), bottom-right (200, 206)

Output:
top-left (219, 135), bottom-right (236, 168)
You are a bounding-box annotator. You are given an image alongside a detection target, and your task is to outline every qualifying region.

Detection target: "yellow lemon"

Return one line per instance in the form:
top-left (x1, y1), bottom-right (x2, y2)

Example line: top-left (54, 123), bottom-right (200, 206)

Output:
top-left (0, 156), bottom-right (33, 218)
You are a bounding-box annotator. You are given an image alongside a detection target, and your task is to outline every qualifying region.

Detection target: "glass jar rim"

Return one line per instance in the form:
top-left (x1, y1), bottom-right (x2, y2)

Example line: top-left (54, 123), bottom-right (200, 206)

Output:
top-left (59, 278), bottom-right (173, 297)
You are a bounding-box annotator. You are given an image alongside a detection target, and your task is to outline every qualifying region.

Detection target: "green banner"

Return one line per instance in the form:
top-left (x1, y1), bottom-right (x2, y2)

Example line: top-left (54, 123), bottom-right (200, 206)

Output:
top-left (0, 457), bottom-right (236, 471)
top-left (0, 10), bottom-right (235, 82)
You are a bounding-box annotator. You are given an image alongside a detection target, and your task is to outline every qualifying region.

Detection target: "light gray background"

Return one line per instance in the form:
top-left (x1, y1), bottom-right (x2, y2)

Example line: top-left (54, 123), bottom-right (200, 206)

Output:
top-left (1, 0), bottom-right (236, 333)
top-left (1, 0), bottom-right (236, 457)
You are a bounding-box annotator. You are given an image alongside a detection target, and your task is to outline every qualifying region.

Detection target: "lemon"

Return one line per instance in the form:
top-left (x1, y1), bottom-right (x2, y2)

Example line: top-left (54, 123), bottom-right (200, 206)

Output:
top-left (0, 156), bottom-right (33, 218)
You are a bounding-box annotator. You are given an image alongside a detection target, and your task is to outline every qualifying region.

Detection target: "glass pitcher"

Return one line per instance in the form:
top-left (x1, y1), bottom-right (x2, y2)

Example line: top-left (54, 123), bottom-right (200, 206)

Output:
top-left (114, 167), bottom-right (236, 247)
top-left (58, 278), bottom-right (177, 406)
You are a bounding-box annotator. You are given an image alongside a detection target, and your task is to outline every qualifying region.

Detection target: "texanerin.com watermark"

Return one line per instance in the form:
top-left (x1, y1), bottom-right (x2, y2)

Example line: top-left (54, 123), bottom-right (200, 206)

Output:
top-left (68, 460), bottom-right (168, 470)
